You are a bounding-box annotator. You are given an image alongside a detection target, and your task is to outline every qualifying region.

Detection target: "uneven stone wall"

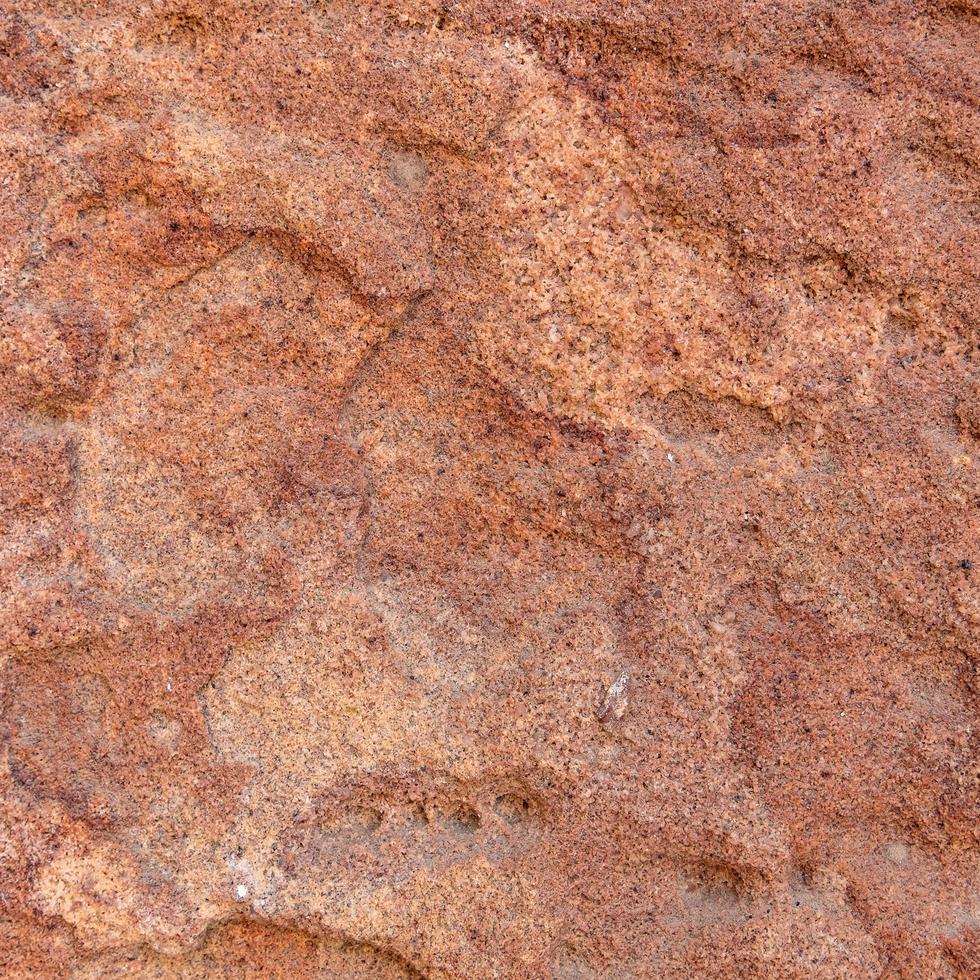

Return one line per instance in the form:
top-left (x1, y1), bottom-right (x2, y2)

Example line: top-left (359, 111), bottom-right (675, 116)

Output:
top-left (1, 1), bottom-right (978, 976)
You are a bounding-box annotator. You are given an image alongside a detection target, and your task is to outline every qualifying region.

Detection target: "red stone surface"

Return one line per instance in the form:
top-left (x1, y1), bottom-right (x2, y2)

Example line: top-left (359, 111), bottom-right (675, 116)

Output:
top-left (1, 1), bottom-right (978, 977)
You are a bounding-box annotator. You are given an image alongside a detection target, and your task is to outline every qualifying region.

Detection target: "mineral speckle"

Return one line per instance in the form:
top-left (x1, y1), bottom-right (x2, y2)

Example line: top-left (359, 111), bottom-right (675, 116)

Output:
top-left (1, 1), bottom-right (978, 977)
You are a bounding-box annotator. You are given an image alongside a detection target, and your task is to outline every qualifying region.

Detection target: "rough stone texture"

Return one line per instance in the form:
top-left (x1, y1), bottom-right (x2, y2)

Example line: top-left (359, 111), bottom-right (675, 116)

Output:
top-left (0, 1), bottom-right (978, 977)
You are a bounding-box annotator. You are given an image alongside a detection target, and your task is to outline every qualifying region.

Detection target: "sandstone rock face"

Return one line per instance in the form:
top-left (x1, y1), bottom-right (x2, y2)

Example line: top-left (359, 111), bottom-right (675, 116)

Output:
top-left (1, 1), bottom-right (978, 977)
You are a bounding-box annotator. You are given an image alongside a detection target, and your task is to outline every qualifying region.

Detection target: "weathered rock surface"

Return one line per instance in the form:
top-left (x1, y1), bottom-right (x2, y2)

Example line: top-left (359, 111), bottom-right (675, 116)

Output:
top-left (1, 1), bottom-right (978, 977)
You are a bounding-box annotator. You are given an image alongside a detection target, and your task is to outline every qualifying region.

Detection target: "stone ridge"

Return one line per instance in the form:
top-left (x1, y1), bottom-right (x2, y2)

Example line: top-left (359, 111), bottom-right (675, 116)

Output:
top-left (0, 1), bottom-right (978, 977)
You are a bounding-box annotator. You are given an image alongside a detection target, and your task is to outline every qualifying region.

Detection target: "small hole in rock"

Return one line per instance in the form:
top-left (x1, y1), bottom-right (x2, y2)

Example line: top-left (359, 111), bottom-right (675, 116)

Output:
top-left (326, 805), bottom-right (383, 834)
top-left (406, 802), bottom-right (428, 827)
top-left (493, 793), bottom-right (536, 826)
top-left (437, 802), bottom-right (480, 833)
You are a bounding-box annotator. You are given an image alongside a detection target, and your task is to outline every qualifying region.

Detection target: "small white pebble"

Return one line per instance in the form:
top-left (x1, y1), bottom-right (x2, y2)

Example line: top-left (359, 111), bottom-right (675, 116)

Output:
top-left (235, 883), bottom-right (249, 900)
top-left (666, 452), bottom-right (675, 463)
top-left (598, 670), bottom-right (630, 724)
top-left (165, 679), bottom-right (172, 693)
